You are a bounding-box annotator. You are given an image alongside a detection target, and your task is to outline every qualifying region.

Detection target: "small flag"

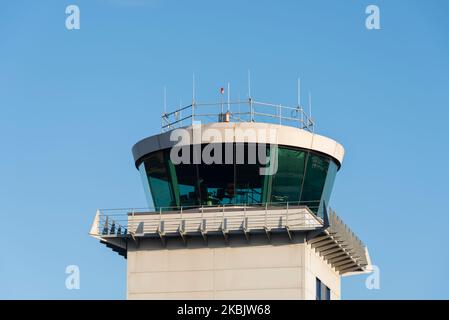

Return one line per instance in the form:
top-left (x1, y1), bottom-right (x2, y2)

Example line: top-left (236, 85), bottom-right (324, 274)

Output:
top-left (220, 87), bottom-right (224, 94)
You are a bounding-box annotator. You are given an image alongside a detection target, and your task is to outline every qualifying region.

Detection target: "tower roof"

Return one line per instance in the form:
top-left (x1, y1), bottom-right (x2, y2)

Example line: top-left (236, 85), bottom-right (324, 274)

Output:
top-left (132, 122), bottom-right (345, 169)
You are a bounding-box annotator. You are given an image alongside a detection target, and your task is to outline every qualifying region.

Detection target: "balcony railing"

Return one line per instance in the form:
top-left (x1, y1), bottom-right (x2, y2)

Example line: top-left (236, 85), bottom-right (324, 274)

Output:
top-left (161, 98), bottom-right (315, 133)
top-left (91, 202), bottom-right (323, 239)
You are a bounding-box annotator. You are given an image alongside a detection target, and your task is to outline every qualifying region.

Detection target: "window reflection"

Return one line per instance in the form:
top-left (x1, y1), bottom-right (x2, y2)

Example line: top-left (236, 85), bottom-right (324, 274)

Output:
top-left (138, 144), bottom-right (338, 216)
top-left (271, 148), bottom-right (306, 203)
top-left (139, 151), bottom-right (176, 209)
top-left (301, 153), bottom-right (330, 216)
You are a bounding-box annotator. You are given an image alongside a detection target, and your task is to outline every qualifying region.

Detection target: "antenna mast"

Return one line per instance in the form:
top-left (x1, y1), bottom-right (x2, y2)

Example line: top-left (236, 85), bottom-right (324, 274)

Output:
top-left (248, 69), bottom-right (251, 98)
top-left (298, 77), bottom-right (304, 127)
top-left (308, 91), bottom-right (312, 118)
top-left (248, 69), bottom-right (254, 122)
top-left (192, 73), bottom-right (195, 103)
top-left (163, 86), bottom-right (167, 114)
top-left (227, 82), bottom-right (230, 111)
top-left (297, 77), bottom-right (301, 107)
top-left (308, 91), bottom-right (313, 132)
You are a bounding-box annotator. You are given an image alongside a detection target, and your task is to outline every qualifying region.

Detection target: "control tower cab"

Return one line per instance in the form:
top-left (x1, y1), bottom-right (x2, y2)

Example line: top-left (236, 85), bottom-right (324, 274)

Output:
top-left (90, 94), bottom-right (372, 300)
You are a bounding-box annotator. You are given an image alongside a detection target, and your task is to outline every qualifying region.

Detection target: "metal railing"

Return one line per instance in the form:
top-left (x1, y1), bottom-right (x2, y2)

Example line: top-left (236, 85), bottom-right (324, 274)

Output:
top-left (161, 98), bottom-right (315, 133)
top-left (98, 214), bottom-right (128, 237)
top-left (95, 201), bottom-right (323, 237)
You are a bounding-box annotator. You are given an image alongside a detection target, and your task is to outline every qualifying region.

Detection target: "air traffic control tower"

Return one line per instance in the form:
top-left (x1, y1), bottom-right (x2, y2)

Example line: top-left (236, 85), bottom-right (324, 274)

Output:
top-left (90, 88), bottom-right (372, 299)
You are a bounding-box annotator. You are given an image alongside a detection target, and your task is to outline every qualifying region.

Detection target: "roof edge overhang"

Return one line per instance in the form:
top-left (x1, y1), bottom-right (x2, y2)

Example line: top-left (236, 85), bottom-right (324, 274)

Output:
top-left (132, 122), bottom-right (345, 168)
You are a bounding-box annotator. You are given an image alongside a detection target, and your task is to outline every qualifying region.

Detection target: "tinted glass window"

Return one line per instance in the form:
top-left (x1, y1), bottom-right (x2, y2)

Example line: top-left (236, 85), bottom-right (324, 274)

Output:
top-left (318, 160), bottom-right (338, 218)
top-left (139, 162), bottom-right (154, 207)
top-left (138, 144), bottom-right (338, 214)
top-left (300, 153), bottom-right (330, 214)
top-left (235, 143), bottom-right (266, 205)
top-left (316, 277), bottom-right (331, 300)
top-left (140, 151), bottom-right (176, 209)
top-left (270, 148), bottom-right (306, 203)
top-left (325, 286), bottom-right (331, 300)
top-left (173, 162), bottom-right (200, 207)
top-left (316, 278), bottom-right (322, 300)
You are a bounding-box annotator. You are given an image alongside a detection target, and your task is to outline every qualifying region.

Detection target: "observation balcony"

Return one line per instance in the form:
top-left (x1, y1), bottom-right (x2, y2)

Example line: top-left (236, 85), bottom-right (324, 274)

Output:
top-left (89, 203), bottom-right (371, 275)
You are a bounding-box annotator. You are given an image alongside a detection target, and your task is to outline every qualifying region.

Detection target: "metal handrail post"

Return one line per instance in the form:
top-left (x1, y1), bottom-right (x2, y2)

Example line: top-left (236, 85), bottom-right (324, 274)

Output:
top-left (131, 210), bottom-right (135, 233)
top-left (265, 203), bottom-right (268, 226)
top-left (249, 98), bottom-right (253, 122)
top-left (279, 105), bottom-right (282, 125)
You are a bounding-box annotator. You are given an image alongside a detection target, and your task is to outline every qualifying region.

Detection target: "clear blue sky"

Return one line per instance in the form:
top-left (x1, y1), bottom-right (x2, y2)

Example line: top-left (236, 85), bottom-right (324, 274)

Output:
top-left (1, 0), bottom-right (448, 299)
